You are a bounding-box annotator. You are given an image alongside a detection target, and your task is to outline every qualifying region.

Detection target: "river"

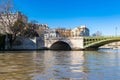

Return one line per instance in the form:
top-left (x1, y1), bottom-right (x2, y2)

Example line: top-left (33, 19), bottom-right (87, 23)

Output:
top-left (0, 49), bottom-right (120, 80)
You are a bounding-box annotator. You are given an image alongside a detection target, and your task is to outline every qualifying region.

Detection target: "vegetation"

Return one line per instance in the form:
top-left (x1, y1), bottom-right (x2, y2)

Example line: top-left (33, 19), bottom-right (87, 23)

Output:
top-left (0, 0), bottom-right (39, 49)
top-left (22, 22), bottom-right (38, 38)
top-left (0, 0), bottom-right (15, 34)
top-left (10, 20), bottom-right (26, 41)
top-left (10, 20), bottom-right (38, 47)
top-left (92, 31), bottom-right (102, 36)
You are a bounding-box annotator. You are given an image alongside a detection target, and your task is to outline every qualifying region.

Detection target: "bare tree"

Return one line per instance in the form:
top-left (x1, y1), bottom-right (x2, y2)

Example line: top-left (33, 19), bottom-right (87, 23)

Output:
top-left (92, 31), bottom-right (102, 36)
top-left (0, 0), bottom-right (15, 34)
top-left (22, 22), bottom-right (38, 38)
top-left (10, 19), bottom-right (26, 40)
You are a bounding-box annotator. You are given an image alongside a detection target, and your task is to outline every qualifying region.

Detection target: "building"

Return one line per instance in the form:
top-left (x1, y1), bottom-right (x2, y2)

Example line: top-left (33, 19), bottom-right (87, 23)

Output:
top-left (79, 25), bottom-right (89, 36)
top-left (55, 28), bottom-right (66, 37)
top-left (0, 11), bottom-right (28, 34)
top-left (42, 28), bottom-right (71, 39)
top-left (45, 25), bottom-right (89, 38)
top-left (55, 28), bottom-right (71, 37)
top-left (46, 29), bottom-right (59, 38)
top-left (35, 24), bottom-right (49, 37)
top-left (71, 25), bottom-right (89, 37)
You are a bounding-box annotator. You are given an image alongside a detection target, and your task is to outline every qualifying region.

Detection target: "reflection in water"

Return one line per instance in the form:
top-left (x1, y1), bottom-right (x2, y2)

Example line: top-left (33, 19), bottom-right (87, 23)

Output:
top-left (0, 50), bottom-right (120, 80)
top-left (51, 51), bottom-right (88, 80)
top-left (32, 51), bottom-right (88, 80)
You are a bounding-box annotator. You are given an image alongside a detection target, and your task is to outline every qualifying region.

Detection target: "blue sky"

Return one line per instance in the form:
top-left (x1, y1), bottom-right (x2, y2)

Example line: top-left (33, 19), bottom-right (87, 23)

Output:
top-left (14, 0), bottom-right (120, 36)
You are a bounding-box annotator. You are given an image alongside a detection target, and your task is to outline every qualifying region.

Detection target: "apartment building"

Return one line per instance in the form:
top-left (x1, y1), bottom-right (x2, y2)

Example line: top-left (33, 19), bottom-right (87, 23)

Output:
top-left (71, 25), bottom-right (89, 37)
top-left (35, 24), bottom-right (49, 37)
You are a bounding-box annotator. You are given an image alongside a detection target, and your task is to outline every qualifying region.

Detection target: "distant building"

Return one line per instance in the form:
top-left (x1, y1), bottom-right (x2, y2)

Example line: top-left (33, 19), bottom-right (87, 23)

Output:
top-left (34, 24), bottom-right (50, 39)
top-left (47, 29), bottom-right (59, 38)
top-left (79, 25), bottom-right (89, 36)
top-left (43, 28), bottom-right (71, 38)
top-left (35, 24), bottom-right (48, 36)
top-left (34, 24), bottom-right (89, 38)
top-left (55, 28), bottom-right (71, 37)
top-left (71, 25), bottom-right (89, 37)
top-left (64, 29), bottom-right (71, 37)
top-left (55, 28), bottom-right (66, 37)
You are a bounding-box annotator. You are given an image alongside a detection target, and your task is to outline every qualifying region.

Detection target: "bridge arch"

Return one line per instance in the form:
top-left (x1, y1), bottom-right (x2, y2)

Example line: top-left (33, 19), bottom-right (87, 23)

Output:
top-left (50, 41), bottom-right (71, 50)
top-left (84, 38), bottom-right (120, 49)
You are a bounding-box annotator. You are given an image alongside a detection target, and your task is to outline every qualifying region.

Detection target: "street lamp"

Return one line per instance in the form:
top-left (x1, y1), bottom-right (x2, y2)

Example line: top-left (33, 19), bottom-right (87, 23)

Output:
top-left (115, 27), bottom-right (117, 36)
top-left (115, 27), bottom-right (118, 48)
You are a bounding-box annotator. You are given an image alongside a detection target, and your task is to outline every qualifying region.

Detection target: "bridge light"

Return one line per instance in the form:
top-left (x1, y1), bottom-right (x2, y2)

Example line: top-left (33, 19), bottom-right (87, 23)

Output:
top-left (115, 27), bottom-right (117, 36)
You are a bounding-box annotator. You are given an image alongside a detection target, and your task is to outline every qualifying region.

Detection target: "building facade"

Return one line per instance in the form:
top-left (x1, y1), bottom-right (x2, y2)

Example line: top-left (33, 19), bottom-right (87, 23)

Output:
top-left (44, 25), bottom-right (90, 38)
top-left (35, 24), bottom-right (49, 36)
top-left (71, 25), bottom-right (89, 37)
top-left (46, 29), bottom-right (59, 38)
top-left (55, 28), bottom-right (71, 37)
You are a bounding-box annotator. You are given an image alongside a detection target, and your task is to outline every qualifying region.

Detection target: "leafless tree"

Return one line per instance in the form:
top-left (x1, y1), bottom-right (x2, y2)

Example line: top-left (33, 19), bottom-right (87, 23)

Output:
top-left (92, 31), bottom-right (102, 36)
top-left (0, 0), bottom-right (16, 34)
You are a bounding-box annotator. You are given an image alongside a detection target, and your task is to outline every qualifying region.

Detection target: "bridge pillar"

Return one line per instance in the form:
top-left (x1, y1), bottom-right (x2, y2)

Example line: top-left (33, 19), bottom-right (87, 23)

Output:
top-left (69, 37), bottom-right (84, 50)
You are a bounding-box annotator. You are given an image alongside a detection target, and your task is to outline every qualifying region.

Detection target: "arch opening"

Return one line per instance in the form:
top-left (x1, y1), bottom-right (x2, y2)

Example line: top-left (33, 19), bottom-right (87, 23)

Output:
top-left (50, 41), bottom-right (71, 50)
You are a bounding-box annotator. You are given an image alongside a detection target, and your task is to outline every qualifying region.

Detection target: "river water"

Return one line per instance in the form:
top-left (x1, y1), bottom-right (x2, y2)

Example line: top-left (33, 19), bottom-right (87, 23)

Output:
top-left (0, 49), bottom-right (120, 80)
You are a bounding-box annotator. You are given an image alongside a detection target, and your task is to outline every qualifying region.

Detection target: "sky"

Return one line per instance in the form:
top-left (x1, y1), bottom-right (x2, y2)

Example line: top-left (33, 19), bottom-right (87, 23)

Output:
top-left (14, 0), bottom-right (120, 36)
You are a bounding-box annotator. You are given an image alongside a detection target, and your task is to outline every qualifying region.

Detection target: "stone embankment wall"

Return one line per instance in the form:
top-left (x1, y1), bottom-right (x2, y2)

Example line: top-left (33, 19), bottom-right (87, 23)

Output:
top-left (12, 37), bottom-right (44, 50)
top-left (100, 41), bottom-right (120, 49)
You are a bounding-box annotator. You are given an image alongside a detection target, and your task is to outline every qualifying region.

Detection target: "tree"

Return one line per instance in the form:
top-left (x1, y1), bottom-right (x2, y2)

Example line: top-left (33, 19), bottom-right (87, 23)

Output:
top-left (10, 19), bottom-right (26, 41)
top-left (0, 0), bottom-right (17, 49)
top-left (0, 0), bottom-right (15, 34)
top-left (0, 0), bottom-right (39, 49)
top-left (92, 31), bottom-right (102, 36)
top-left (22, 22), bottom-right (38, 38)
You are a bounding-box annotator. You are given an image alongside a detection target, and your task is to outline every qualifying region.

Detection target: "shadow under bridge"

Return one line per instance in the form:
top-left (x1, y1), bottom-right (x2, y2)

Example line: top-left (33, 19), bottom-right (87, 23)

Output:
top-left (50, 41), bottom-right (71, 50)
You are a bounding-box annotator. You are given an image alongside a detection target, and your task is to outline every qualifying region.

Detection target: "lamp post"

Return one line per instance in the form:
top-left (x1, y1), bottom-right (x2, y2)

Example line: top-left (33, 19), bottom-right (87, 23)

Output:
top-left (115, 27), bottom-right (118, 48)
top-left (115, 27), bottom-right (117, 36)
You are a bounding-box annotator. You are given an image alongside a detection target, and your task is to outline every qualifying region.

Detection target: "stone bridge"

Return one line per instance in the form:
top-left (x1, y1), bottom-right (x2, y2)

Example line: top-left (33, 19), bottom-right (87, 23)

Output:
top-left (44, 36), bottom-right (120, 50)
top-left (44, 37), bottom-right (84, 50)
